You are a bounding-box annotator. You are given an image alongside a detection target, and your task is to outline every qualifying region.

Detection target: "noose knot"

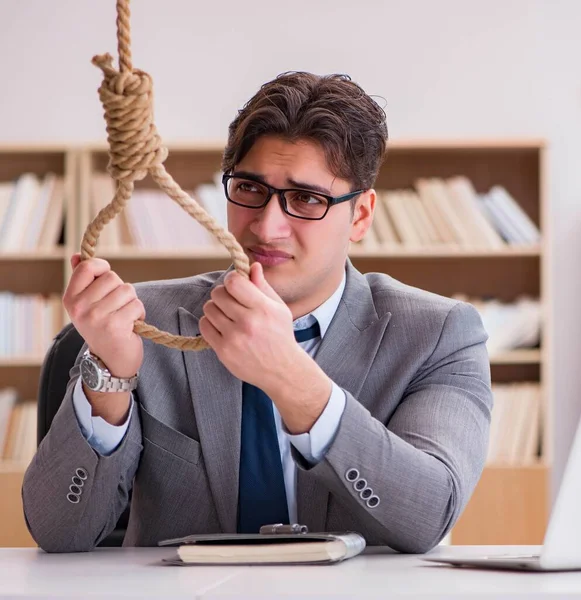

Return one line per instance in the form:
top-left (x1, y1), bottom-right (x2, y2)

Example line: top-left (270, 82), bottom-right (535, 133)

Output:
top-left (91, 52), bottom-right (168, 183)
top-left (83, 1), bottom-right (250, 351)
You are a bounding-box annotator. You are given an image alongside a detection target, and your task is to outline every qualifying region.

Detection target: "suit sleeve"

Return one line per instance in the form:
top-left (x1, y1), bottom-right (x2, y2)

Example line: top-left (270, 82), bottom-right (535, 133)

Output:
top-left (294, 301), bottom-right (493, 553)
top-left (21, 342), bottom-right (143, 553)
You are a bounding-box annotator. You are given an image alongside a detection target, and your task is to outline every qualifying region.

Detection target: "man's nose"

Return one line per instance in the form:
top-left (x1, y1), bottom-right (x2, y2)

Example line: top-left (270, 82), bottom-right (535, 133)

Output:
top-left (249, 193), bottom-right (291, 240)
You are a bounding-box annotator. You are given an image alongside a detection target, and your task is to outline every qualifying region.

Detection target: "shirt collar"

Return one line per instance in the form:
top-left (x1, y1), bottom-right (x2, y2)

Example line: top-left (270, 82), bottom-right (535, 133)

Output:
top-left (292, 269), bottom-right (347, 339)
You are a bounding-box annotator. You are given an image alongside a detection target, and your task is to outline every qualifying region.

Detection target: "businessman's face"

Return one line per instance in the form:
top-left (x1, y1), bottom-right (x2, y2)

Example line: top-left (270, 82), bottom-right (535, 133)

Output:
top-left (227, 135), bottom-right (374, 318)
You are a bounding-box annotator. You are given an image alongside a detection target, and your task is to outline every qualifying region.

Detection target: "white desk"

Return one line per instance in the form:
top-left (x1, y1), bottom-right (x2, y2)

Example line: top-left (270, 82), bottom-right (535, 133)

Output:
top-left (2, 546), bottom-right (581, 599)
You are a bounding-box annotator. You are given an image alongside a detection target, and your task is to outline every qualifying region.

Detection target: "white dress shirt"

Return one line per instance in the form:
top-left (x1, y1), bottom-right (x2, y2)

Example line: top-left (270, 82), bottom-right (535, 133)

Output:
top-left (72, 272), bottom-right (347, 523)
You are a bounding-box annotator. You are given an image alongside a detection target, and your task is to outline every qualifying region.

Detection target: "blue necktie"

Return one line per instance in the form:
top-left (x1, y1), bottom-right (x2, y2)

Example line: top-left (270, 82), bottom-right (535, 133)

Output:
top-left (237, 321), bottom-right (321, 533)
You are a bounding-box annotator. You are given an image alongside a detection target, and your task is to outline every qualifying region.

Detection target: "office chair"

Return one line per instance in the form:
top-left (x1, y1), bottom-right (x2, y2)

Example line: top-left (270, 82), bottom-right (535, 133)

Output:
top-left (37, 322), bottom-right (130, 547)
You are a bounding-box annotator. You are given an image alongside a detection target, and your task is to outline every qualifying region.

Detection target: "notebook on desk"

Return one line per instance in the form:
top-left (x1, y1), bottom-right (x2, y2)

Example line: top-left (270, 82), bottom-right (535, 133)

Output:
top-left (423, 411), bottom-right (581, 572)
top-left (159, 524), bottom-right (366, 566)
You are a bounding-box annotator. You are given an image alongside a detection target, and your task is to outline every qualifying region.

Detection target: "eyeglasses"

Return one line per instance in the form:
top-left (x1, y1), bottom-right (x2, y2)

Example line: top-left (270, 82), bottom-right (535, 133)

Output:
top-left (222, 174), bottom-right (365, 221)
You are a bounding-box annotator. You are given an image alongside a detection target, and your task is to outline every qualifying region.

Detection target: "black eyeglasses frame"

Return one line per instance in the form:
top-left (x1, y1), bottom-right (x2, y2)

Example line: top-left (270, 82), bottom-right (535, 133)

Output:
top-left (222, 173), bottom-right (366, 221)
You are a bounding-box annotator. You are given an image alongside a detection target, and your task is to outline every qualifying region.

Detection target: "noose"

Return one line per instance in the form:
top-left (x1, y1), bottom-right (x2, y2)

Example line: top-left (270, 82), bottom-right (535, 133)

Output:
top-left (81, 0), bottom-right (250, 351)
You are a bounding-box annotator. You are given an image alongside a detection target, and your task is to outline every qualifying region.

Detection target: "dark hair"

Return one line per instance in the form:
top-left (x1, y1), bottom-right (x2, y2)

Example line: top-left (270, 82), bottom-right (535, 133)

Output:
top-left (222, 72), bottom-right (388, 193)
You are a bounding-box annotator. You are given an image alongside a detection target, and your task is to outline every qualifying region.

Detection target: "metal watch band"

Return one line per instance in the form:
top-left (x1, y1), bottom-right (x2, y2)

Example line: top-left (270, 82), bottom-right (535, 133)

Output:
top-left (99, 374), bottom-right (138, 393)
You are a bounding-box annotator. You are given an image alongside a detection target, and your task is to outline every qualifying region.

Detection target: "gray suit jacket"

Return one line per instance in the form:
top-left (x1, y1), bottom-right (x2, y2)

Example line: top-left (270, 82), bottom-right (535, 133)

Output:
top-left (22, 260), bottom-right (492, 553)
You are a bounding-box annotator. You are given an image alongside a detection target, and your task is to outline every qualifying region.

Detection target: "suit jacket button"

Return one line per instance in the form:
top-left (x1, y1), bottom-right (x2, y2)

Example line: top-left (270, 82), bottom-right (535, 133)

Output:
top-left (354, 478), bottom-right (367, 492)
top-left (67, 492), bottom-right (80, 504)
top-left (360, 487), bottom-right (373, 500)
top-left (366, 495), bottom-right (380, 508)
top-left (345, 468), bottom-right (359, 482)
top-left (69, 484), bottom-right (82, 495)
top-left (76, 468), bottom-right (88, 480)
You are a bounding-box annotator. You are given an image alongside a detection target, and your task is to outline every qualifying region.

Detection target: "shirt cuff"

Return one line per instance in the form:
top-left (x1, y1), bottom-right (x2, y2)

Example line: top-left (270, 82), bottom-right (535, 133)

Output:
top-left (71, 376), bottom-right (134, 456)
top-left (286, 382), bottom-right (346, 464)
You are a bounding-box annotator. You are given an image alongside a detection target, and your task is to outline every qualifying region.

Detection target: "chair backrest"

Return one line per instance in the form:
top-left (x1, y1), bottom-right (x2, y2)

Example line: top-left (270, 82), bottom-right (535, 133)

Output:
top-left (37, 322), bottom-right (130, 546)
top-left (37, 323), bottom-right (84, 445)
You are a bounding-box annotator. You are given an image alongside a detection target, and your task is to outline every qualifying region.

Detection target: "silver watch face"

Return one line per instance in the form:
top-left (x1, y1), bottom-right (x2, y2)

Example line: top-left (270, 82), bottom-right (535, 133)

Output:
top-left (81, 357), bottom-right (102, 391)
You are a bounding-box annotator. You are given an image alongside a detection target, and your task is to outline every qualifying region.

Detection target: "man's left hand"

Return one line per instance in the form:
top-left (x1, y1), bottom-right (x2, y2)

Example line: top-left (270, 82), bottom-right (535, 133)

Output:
top-left (199, 262), bottom-right (301, 391)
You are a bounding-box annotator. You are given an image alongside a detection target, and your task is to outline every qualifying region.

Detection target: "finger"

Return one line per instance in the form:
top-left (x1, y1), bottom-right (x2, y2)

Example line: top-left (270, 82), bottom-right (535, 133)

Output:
top-left (223, 270), bottom-right (269, 309)
top-left (249, 262), bottom-right (283, 303)
top-left (85, 283), bottom-right (137, 322)
top-left (210, 285), bottom-right (249, 321)
top-left (70, 253), bottom-right (81, 269)
top-left (111, 297), bottom-right (146, 326)
top-left (203, 301), bottom-right (234, 335)
top-left (65, 257), bottom-right (112, 299)
top-left (76, 270), bottom-right (124, 307)
top-left (199, 315), bottom-right (221, 348)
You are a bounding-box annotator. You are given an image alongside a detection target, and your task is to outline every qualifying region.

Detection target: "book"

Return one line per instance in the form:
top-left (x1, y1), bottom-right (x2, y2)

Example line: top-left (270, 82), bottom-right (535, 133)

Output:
top-left (445, 177), bottom-right (506, 249)
top-left (159, 529), bottom-right (366, 565)
top-left (489, 186), bottom-right (540, 245)
top-left (0, 174), bottom-right (42, 251)
top-left (372, 191), bottom-right (401, 247)
top-left (36, 177), bottom-right (65, 250)
top-left (384, 191), bottom-right (422, 247)
top-left (0, 388), bottom-right (18, 456)
top-left (414, 179), bottom-right (458, 245)
top-left (0, 293), bottom-right (63, 357)
top-left (486, 382), bottom-right (542, 465)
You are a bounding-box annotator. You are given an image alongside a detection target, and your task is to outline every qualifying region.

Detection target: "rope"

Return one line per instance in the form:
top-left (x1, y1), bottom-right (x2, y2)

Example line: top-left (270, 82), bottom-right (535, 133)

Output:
top-left (82, 0), bottom-right (250, 352)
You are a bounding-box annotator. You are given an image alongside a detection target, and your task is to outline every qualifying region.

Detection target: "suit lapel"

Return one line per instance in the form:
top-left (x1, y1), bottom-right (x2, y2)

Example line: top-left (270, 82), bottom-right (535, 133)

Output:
top-left (178, 271), bottom-right (241, 533)
top-left (297, 260), bottom-right (392, 531)
top-left (176, 261), bottom-right (392, 533)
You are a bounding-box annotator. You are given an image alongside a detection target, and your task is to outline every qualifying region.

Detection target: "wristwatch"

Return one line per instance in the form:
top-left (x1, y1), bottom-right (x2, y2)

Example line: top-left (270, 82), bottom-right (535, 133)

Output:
top-left (80, 349), bottom-right (138, 393)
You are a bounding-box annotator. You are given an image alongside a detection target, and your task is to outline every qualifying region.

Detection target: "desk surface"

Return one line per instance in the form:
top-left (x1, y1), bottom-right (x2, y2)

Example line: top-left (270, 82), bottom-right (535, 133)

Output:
top-left (2, 545), bottom-right (581, 599)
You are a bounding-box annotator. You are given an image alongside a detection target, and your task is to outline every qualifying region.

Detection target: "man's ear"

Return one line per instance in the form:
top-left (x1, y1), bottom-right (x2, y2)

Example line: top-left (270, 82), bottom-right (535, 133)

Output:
top-left (349, 189), bottom-right (376, 243)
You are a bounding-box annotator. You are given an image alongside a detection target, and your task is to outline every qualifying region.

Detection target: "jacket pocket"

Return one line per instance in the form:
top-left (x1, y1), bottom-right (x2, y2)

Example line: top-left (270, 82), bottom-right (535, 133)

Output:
top-left (139, 403), bottom-right (201, 465)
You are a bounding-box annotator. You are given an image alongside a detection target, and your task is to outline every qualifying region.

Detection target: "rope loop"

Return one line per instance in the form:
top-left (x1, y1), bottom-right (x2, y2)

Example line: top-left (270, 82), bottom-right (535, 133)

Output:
top-left (80, 0), bottom-right (250, 352)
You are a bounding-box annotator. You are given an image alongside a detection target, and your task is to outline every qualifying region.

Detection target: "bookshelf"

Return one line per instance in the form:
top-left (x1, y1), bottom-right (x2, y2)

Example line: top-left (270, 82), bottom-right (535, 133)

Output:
top-left (0, 139), bottom-right (550, 547)
top-left (0, 145), bottom-right (76, 547)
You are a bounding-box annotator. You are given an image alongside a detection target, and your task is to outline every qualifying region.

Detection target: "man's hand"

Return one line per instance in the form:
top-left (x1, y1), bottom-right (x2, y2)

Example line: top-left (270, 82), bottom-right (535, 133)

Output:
top-left (199, 262), bottom-right (299, 390)
top-left (199, 263), bottom-right (333, 433)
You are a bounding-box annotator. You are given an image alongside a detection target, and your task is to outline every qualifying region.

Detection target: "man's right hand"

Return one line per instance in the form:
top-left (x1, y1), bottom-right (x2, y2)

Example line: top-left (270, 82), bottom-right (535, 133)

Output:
top-left (63, 254), bottom-right (145, 425)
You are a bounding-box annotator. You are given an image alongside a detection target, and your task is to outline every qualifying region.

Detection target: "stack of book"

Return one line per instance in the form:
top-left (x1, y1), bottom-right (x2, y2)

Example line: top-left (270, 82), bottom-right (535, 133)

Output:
top-left (0, 293), bottom-right (63, 357)
top-left (90, 173), bottom-right (223, 251)
top-left (87, 173), bottom-right (540, 252)
top-left (487, 382), bottom-right (542, 465)
top-left (453, 295), bottom-right (542, 356)
top-left (0, 173), bottom-right (65, 252)
top-left (0, 388), bottom-right (36, 464)
top-left (354, 176), bottom-right (540, 251)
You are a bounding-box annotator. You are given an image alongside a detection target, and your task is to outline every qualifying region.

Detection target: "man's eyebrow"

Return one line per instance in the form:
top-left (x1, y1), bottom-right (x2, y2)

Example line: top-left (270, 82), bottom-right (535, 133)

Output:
top-left (287, 178), bottom-right (331, 196)
top-left (231, 171), bottom-right (332, 196)
top-left (232, 170), bottom-right (268, 184)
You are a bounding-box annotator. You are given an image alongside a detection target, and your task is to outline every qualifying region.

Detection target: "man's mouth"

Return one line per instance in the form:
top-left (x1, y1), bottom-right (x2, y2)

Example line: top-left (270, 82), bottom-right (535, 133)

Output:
top-left (247, 246), bottom-right (293, 267)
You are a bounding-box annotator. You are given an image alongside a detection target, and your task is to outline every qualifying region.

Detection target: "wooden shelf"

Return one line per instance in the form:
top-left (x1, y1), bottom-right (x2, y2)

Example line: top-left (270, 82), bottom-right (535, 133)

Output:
top-left (0, 467), bottom-right (36, 547)
top-left (0, 254), bottom-right (66, 294)
top-left (349, 245), bottom-right (542, 258)
top-left (489, 349), bottom-right (541, 365)
top-left (451, 463), bottom-right (549, 545)
top-left (0, 139), bottom-right (549, 548)
top-left (94, 245), bottom-right (542, 261)
top-left (95, 246), bottom-right (229, 260)
top-left (0, 249), bottom-right (66, 260)
top-left (351, 254), bottom-right (540, 302)
top-left (484, 460), bottom-right (548, 469)
top-left (84, 138), bottom-right (547, 152)
top-left (0, 357), bottom-right (46, 368)
top-left (0, 460), bottom-right (29, 474)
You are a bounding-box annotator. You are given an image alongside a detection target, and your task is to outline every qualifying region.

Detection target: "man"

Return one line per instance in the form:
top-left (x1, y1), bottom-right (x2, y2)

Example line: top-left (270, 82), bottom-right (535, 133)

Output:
top-left (23, 72), bottom-right (492, 553)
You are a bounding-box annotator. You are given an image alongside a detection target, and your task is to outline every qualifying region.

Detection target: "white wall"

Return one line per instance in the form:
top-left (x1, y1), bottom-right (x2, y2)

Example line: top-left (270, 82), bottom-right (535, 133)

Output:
top-left (1, 0), bottom-right (580, 496)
